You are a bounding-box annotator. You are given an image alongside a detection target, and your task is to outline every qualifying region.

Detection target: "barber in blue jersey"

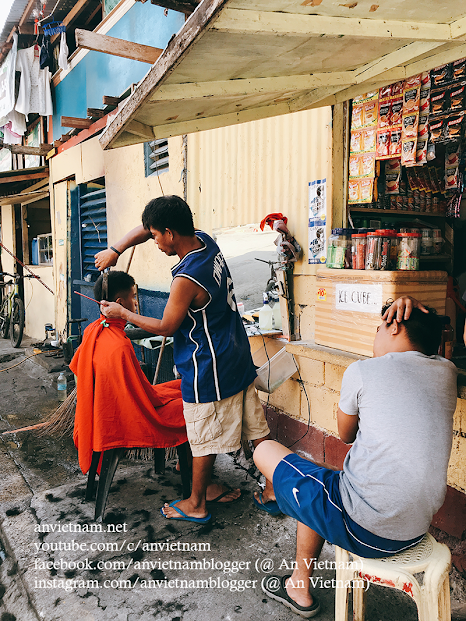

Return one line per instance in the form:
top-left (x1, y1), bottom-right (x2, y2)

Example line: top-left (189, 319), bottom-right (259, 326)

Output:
top-left (96, 196), bottom-right (277, 523)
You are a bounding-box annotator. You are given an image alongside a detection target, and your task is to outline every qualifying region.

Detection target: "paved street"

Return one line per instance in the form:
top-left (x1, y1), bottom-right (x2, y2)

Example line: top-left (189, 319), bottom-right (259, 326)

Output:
top-left (0, 336), bottom-right (464, 620)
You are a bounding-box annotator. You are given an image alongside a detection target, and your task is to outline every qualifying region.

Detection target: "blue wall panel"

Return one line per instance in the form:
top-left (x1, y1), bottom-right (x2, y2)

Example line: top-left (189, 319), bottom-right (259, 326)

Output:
top-left (52, 4), bottom-right (184, 139)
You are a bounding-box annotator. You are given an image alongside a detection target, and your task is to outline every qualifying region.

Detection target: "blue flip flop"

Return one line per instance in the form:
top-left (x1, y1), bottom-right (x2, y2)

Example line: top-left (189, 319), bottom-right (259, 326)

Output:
top-left (253, 492), bottom-right (282, 517)
top-left (160, 500), bottom-right (212, 524)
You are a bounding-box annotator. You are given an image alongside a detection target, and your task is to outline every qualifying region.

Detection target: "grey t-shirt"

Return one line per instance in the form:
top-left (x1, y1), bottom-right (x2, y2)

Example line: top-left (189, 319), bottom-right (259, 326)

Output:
top-left (338, 351), bottom-right (457, 541)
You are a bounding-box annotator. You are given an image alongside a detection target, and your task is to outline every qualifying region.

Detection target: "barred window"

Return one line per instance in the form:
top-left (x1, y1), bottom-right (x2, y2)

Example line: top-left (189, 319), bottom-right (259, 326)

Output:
top-left (144, 138), bottom-right (169, 177)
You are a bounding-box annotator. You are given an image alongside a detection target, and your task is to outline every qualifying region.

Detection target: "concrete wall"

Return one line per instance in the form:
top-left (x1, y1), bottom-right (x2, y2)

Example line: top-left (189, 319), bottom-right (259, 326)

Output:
top-left (23, 266), bottom-right (54, 340)
top-left (103, 137), bottom-right (184, 291)
top-left (0, 205), bottom-right (15, 275)
top-left (51, 181), bottom-right (69, 335)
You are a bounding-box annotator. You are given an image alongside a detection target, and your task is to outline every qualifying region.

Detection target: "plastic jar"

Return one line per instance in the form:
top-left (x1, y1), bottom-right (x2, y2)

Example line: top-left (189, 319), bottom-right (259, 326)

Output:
top-left (351, 234), bottom-right (367, 270)
top-left (365, 231), bottom-right (382, 270)
top-left (327, 228), bottom-right (348, 269)
top-left (432, 228), bottom-right (443, 255)
top-left (396, 232), bottom-right (421, 270)
top-left (377, 230), bottom-right (392, 270)
top-left (420, 228), bottom-right (433, 255)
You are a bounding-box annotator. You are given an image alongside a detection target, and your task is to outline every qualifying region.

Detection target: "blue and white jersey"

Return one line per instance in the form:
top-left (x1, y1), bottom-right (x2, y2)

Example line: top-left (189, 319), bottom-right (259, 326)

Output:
top-left (171, 231), bottom-right (257, 403)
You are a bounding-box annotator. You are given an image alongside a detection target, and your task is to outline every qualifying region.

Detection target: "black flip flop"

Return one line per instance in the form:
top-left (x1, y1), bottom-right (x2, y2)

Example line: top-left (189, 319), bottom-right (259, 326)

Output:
top-left (262, 574), bottom-right (320, 618)
top-left (206, 486), bottom-right (242, 504)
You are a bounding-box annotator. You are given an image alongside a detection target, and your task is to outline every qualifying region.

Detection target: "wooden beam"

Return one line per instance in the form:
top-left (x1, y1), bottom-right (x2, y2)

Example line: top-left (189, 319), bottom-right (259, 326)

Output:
top-left (450, 15), bottom-right (466, 41)
top-left (125, 120), bottom-right (155, 140)
top-left (75, 29), bottom-right (163, 64)
top-left (0, 172), bottom-right (49, 183)
top-left (8, 144), bottom-right (53, 156)
top-left (103, 96), bottom-right (124, 106)
top-left (150, 72), bottom-right (356, 101)
top-left (212, 9), bottom-right (453, 41)
top-left (150, 0), bottom-right (199, 15)
top-left (61, 116), bottom-right (94, 129)
top-left (87, 108), bottom-right (107, 119)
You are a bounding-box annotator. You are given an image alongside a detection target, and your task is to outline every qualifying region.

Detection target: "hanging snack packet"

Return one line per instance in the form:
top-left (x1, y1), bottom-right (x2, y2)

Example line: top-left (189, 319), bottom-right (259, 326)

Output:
top-left (348, 179), bottom-right (360, 203)
top-left (401, 139), bottom-right (416, 166)
top-left (403, 87), bottom-right (420, 114)
top-left (429, 117), bottom-right (445, 142)
top-left (431, 90), bottom-right (447, 115)
top-left (376, 130), bottom-right (390, 157)
top-left (349, 154), bottom-right (362, 177)
top-left (431, 64), bottom-right (452, 88)
top-left (351, 129), bottom-right (363, 153)
top-left (378, 100), bottom-right (391, 128)
top-left (360, 178), bottom-right (374, 203)
top-left (363, 127), bottom-right (377, 152)
top-left (361, 153), bottom-right (376, 177)
top-left (418, 115), bottom-right (429, 138)
top-left (379, 85), bottom-right (392, 99)
top-left (391, 98), bottom-right (403, 125)
top-left (351, 103), bottom-right (364, 129)
top-left (449, 83), bottom-right (466, 112)
top-left (452, 58), bottom-right (466, 81)
top-left (427, 140), bottom-right (436, 162)
top-left (385, 158), bottom-right (401, 174)
top-left (389, 128), bottom-right (402, 156)
top-left (392, 81), bottom-right (404, 97)
top-left (445, 114), bottom-right (464, 141)
top-left (363, 100), bottom-right (378, 126)
top-left (420, 88), bottom-right (430, 114)
top-left (427, 166), bottom-right (441, 192)
top-left (402, 113), bottom-right (419, 138)
top-left (445, 166), bottom-right (459, 190)
top-left (445, 143), bottom-right (461, 167)
top-left (416, 139), bottom-right (428, 165)
top-left (421, 72), bottom-right (431, 88)
top-left (386, 173), bottom-right (400, 194)
top-left (405, 75), bottom-right (422, 89)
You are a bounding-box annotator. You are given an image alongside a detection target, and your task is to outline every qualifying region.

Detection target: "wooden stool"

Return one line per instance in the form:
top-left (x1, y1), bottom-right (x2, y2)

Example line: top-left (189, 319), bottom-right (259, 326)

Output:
top-left (85, 442), bottom-right (191, 522)
top-left (334, 533), bottom-right (451, 621)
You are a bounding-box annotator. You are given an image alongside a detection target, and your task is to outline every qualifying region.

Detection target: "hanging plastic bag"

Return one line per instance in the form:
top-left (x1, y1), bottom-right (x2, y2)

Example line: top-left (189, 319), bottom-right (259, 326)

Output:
top-left (58, 32), bottom-right (68, 71)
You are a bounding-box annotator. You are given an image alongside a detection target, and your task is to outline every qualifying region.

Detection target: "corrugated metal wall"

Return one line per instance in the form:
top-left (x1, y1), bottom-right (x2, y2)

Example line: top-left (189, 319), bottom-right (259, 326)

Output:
top-left (187, 107), bottom-right (333, 272)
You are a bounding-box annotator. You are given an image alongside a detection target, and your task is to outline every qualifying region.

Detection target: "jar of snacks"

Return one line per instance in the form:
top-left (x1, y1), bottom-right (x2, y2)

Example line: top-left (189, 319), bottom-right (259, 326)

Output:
top-left (397, 232), bottom-right (421, 270)
top-left (365, 231), bottom-right (382, 270)
top-left (420, 228), bottom-right (433, 255)
top-left (327, 229), bottom-right (349, 269)
top-left (351, 233), bottom-right (367, 270)
top-left (432, 229), bottom-right (443, 255)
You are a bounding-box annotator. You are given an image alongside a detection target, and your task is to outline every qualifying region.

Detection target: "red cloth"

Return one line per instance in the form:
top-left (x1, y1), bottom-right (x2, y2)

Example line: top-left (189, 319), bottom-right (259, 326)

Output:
top-left (260, 212), bottom-right (288, 231)
top-left (69, 316), bottom-right (187, 474)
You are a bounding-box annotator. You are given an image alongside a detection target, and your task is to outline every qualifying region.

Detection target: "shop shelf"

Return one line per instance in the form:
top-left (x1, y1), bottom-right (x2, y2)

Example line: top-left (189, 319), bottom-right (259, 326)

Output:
top-left (419, 255), bottom-right (450, 261)
top-left (348, 207), bottom-right (445, 217)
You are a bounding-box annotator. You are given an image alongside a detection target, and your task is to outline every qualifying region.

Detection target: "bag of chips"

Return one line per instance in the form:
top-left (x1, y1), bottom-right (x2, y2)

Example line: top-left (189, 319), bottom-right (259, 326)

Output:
top-left (449, 83), bottom-right (466, 112)
top-left (452, 58), bottom-right (466, 81)
top-left (431, 90), bottom-right (448, 115)
top-left (444, 114), bottom-right (464, 141)
top-left (431, 64), bottom-right (452, 88)
top-left (429, 118), bottom-right (445, 142)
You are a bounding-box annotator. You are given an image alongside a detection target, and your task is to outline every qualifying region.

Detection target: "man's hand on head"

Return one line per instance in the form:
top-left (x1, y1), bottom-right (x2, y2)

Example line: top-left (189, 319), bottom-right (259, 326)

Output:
top-left (382, 296), bottom-right (428, 324)
top-left (100, 301), bottom-right (127, 320)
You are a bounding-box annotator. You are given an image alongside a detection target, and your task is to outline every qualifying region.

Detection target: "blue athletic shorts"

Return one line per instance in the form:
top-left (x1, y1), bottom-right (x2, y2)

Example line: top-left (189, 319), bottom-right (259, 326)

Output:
top-left (273, 453), bottom-right (424, 558)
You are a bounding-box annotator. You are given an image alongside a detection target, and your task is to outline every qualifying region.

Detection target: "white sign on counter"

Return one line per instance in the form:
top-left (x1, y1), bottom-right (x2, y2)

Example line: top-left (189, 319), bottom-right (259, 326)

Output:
top-left (335, 283), bottom-right (383, 314)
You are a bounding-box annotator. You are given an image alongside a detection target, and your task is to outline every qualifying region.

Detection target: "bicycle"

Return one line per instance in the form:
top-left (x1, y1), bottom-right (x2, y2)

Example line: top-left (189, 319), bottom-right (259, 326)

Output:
top-left (0, 272), bottom-right (29, 348)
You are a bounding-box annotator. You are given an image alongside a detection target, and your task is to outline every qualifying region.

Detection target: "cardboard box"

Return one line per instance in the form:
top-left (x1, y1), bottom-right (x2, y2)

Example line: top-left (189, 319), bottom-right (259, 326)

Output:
top-left (315, 267), bottom-right (448, 357)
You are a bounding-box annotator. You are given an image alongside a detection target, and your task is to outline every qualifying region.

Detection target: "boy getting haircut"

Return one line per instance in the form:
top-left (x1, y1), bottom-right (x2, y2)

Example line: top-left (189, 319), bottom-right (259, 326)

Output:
top-left (94, 271), bottom-right (135, 303)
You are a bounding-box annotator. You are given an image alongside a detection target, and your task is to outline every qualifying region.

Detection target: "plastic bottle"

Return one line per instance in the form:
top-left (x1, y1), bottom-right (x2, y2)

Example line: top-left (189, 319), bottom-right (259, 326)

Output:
top-left (271, 295), bottom-right (282, 330)
top-left (57, 372), bottom-right (67, 402)
top-left (258, 293), bottom-right (274, 331)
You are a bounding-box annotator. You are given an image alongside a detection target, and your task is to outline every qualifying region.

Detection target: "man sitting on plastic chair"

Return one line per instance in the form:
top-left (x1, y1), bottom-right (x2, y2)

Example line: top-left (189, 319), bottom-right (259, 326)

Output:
top-left (254, 301), bottom-right (457, 618)
top-left (70, 271), bottom-right (187, 479)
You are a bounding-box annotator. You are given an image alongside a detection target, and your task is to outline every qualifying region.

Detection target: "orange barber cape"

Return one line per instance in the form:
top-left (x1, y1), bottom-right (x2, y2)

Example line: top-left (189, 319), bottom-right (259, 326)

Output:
top-left (69, 316), bottom-right (187, 474)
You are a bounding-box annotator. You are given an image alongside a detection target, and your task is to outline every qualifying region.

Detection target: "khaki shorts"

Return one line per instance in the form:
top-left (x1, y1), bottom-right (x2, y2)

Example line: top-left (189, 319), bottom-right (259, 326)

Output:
top-left (182, 383), bottom-right (270, 458)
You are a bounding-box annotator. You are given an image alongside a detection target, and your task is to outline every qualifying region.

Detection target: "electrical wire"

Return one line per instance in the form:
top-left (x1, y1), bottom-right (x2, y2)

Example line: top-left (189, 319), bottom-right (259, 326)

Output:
top-left (0, 350), bottom-right (45, 372)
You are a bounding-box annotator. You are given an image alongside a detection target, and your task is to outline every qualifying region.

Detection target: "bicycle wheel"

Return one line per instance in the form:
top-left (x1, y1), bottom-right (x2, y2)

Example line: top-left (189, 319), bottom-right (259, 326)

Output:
top-left (10, 297), bottom-right (24, 348)
top-left (0, 299), bottom-right (9, 339)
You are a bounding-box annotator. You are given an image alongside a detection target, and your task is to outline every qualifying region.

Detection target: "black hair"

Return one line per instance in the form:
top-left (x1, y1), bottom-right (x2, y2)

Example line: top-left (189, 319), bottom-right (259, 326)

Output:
top-left (141, 195), bottom-right (195, 237)
top-left (94, 271), bottom-right (135, 302)
top-left (381, 302), bottom-right (442, 356)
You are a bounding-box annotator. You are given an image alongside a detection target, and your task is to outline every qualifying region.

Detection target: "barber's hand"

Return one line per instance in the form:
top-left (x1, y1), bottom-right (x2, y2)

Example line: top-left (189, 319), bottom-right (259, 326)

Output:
top-left (382, 296), bottom-right (428, 323)
top-left (95, 248), bottom-right (119, 271)
top-left (100, 301), bottom-right (126, 319)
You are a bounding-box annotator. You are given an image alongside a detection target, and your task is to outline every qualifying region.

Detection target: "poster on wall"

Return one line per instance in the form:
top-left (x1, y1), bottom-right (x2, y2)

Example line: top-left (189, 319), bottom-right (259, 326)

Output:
top-left (308, 178), bottom-right (327, 265)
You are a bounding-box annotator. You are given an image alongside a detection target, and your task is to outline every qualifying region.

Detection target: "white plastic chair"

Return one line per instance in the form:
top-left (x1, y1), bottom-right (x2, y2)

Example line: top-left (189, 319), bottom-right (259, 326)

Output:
top-left (334, 533), bottom-right (451, 621)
